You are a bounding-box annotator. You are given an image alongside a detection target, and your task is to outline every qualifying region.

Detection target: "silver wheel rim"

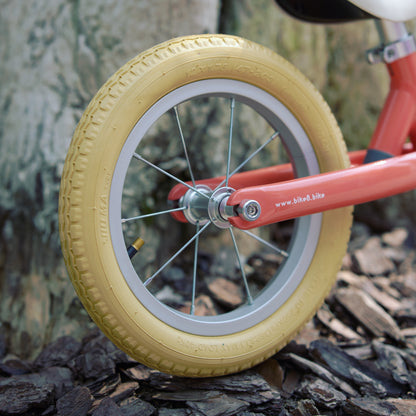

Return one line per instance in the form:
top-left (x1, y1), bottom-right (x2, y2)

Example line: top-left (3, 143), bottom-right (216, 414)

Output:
top-left (109, 79), bottom-right (322, 336)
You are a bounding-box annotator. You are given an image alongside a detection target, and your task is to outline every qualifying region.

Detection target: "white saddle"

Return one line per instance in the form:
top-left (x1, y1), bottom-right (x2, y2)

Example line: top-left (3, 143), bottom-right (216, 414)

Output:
top-left (349, 0), bottom-right (416, 22)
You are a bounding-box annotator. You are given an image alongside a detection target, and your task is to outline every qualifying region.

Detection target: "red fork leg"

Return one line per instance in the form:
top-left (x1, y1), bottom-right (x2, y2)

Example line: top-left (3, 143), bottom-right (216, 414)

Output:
top-left (167, 163), bottom-right (295, 202)
top-left (228, 152), bottom-right (416, 230)
top-left (168, 146), bottom-right (413, 229)
top-left (168, 149), bottom-right (369, 204)
top-left (168, 163), bottom-right (294, 222)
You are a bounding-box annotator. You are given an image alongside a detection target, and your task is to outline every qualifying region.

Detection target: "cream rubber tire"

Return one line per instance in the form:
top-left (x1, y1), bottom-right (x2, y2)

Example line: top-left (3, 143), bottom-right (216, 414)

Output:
top-left (59, 35), bottom-right (352, 377)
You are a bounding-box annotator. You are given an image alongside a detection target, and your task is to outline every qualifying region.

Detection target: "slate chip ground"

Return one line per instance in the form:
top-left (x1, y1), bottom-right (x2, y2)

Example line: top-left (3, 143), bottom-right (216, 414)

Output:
top-left (1, 225), bottom-right (416, 415)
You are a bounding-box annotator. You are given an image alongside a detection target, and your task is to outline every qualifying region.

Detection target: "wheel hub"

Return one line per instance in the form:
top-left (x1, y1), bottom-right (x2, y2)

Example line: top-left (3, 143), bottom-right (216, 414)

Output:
top-left (181, 186), bottom-right (236, 229)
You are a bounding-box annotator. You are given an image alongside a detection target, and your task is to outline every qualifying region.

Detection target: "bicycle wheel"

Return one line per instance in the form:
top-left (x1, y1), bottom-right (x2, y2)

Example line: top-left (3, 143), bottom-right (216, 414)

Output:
top-left (59, 35), bottom-right (352, 377)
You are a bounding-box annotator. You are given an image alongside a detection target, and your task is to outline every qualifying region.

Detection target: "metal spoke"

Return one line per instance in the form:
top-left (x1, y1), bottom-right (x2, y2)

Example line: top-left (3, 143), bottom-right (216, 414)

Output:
top-left (143, 221), bottom-right (211, 287)
top-left (215, 131), bottom-right (280, 191)
top-left (229, 227), bottom-right (253, 305)
top-left (122, 206), bottom-right (187, 224)
top-left (133, 152), bottom-right (209, 199)
top-left (190, 221), bottom-right (200, 315)
top-left (225, 98), bottom-right (235, 187)
top-left (240, 229), bottom-right (289, 258)
top-left (173, 106), bottom-right (196, 187)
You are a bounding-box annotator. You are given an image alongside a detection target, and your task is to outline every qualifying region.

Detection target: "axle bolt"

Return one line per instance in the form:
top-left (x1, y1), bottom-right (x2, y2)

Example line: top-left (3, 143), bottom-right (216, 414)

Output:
top-left (238, 200), bottom-right (261, 221)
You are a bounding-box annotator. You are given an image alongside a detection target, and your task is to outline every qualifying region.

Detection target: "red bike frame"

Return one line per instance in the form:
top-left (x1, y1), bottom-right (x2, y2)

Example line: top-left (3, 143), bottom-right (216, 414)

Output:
top-left (170, 21), bottom-right (416, 230)
top-left (228, 44), bottom-right (416, 229)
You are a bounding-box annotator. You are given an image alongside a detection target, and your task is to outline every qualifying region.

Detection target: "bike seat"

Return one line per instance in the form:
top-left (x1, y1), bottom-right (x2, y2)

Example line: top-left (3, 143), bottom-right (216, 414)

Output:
top-left (348, 0), bottom-right (416, 22)
top-left (275, 0), bottom-right (416, 23)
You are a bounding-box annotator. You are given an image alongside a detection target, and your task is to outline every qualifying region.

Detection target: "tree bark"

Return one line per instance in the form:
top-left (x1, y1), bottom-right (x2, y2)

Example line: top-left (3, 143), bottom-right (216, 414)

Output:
top-left (1, 0), bottom-right (416, 359)
top-left (0, 0), bottom-right (220, 358)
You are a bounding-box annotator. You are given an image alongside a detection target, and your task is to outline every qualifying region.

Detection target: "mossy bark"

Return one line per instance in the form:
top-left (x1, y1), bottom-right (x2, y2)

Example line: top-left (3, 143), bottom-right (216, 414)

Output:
top-left (1, 0), bottom-right (415, 357)
top-left (0, 0), bottom-right (220, 358)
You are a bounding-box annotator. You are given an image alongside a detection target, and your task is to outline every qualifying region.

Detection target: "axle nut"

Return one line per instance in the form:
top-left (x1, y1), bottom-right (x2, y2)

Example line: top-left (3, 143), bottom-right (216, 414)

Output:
top-left (238, 200), bottom-right (261, 221)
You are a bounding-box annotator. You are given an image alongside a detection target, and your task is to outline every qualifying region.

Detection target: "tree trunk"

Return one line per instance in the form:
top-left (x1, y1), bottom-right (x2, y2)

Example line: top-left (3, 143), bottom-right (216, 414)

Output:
top-left (1, 0), bottom-right (415, 359)
top-left (0, 0), bottom-right (220, 358)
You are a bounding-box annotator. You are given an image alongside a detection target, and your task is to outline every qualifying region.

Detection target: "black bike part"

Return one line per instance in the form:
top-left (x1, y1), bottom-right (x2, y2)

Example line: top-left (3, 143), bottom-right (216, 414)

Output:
top-left (275, 0), bottom-right (373, 23)
top-left (364, 148), bottom-right (394, 164)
